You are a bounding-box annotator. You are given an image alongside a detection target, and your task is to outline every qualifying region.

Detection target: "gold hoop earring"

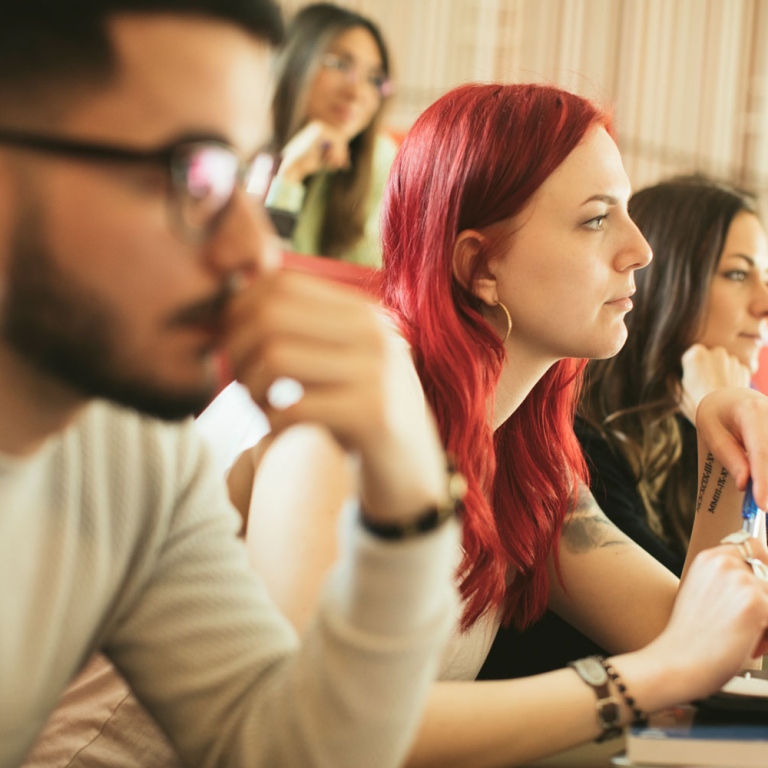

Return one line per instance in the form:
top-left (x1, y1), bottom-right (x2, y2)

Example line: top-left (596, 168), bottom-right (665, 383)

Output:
top-left (497, 301), bottom-right (512, 343)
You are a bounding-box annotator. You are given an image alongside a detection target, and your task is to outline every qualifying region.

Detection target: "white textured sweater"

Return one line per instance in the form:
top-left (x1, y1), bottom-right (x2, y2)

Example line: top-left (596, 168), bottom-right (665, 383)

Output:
top-left (1, 400), bottom-right (458, 768)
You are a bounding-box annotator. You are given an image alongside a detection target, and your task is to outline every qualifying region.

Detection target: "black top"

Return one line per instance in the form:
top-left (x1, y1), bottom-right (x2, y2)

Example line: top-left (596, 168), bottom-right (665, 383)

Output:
top-left (477, 417), bottom-right (692, 680)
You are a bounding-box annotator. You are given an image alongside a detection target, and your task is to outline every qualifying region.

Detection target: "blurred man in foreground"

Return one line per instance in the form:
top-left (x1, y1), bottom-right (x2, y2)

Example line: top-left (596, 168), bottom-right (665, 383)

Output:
top-left (0, 2), bottom-right (459, 766)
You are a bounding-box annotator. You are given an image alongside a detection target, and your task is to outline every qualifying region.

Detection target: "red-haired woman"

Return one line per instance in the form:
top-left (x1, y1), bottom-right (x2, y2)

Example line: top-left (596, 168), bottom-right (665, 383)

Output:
top-left (239, 83), bottom-right (768, 765)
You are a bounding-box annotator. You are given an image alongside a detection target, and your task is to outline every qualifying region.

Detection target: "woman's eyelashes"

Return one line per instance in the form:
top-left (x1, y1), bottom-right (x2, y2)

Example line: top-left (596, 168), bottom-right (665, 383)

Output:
top-left (721, 268), bottom-right (749, 282)
top-left (583, 213), bottom-right (608, 231)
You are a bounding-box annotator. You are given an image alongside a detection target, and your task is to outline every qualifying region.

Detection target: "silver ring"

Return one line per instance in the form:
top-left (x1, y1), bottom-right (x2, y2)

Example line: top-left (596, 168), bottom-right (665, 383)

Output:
top-left (746, 557), bottom-right (768, 582)
top-left (720, 530), bottom-right (755, 561)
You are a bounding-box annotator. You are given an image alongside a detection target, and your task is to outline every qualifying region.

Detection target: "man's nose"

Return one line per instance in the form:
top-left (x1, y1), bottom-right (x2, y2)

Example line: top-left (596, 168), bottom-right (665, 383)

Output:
top-left (202, 190), bottom-right (281, 282)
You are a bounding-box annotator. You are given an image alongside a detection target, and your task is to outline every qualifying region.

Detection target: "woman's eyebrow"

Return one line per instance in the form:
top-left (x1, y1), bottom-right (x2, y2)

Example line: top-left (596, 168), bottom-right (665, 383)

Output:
top-left (580, 193), bottom-right (619, 206)
top-left (723, 252), bottom-right (756, 268)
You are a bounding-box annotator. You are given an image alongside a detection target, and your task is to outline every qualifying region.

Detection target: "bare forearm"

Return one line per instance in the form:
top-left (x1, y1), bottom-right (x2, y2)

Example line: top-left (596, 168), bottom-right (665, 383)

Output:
top-left (683, 446), bottom-right (745, 580)
top-left (407, 654), bottom-right (681, 768)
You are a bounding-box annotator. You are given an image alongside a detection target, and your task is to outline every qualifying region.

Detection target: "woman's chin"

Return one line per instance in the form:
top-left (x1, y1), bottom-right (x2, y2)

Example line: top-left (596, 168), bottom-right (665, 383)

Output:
top-left (592, 330), bottom-right (628, 361)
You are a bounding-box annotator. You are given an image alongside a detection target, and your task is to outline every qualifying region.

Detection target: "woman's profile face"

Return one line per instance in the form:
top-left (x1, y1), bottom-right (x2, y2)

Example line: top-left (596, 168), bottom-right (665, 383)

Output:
top-left (305, 26), bottom-right (386, 141)
top-left (489, 126), bottom-right (652, 365)
top-left (695, 211), bottom-right (768, 373)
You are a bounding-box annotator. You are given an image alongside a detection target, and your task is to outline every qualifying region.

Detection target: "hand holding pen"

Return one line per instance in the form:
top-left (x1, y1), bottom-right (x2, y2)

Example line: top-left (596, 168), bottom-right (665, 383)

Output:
top-left (741, 477), bottom-right (764, 538)
top-left (720, 477), bottom-right (768, 582)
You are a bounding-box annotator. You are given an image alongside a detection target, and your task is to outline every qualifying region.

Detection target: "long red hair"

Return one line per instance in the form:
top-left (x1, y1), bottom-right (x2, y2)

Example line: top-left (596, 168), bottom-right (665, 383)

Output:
top-left (382, 83), bottom-right (613, 629)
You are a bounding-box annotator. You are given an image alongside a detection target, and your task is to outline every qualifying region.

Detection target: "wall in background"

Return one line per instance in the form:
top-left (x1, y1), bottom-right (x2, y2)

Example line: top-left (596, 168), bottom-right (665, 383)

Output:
top-left (281, 0), bottom-right (768, 207)
top-left (282, 0), bottom-right (768, 385)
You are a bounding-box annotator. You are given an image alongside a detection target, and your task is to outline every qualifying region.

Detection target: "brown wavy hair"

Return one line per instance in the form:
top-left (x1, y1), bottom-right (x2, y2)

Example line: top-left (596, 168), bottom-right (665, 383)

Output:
top-left (271, 2), bottom-right (391, 258)
top-left (580, 175), bottom-right (758, 555)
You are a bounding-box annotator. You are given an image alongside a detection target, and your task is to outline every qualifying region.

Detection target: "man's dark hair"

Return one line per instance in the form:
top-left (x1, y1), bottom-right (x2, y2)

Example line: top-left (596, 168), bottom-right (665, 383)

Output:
top-left (0, 0), bottom-right (284, 113)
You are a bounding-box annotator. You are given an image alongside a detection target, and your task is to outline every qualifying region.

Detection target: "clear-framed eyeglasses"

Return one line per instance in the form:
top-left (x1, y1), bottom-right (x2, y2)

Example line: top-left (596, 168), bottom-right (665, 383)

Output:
top-left (320, 52), bottom-right (392, 98)
top-left (0, 128), bottom-right (278, 244)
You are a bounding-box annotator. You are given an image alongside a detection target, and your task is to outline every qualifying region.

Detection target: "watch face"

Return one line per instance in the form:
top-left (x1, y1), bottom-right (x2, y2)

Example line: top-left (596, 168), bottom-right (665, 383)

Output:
top-left (573, 657), bottom-right (609, 687)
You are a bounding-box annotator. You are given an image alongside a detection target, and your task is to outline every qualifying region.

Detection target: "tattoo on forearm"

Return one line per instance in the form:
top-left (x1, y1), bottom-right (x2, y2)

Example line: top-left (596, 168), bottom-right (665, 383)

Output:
top-left (561, 486), bottom-right (630, 554)
top-left (707, 467), bottom-right (729, 514)
top-left (695, 451), bottom-right (729, 515)
top-left (696, 451), bottom-right (714, 513)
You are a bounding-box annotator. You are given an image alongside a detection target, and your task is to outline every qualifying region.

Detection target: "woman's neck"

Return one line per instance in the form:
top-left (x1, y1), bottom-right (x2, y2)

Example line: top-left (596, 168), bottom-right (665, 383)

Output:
top-left (491, 342), bottom-right (557, 431)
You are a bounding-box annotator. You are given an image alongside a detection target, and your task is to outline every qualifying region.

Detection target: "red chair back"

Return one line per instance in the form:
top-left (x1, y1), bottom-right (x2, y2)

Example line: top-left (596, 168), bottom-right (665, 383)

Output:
top-left (281, 251), bottom-right (382, 298)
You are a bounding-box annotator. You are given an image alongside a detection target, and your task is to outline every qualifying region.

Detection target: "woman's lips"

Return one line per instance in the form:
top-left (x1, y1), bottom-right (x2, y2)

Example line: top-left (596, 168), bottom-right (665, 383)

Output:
top-left (606, 297), bottom-right (633, 311)
top-left (739, 332), bottom-right (764, 345)
top-left (606, 289), bottom-right (635, 311)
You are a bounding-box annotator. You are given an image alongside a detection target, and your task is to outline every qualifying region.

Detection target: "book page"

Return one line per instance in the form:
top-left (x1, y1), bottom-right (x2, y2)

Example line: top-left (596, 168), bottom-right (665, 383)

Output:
top-left (720, 673), bottom-right (768, 698)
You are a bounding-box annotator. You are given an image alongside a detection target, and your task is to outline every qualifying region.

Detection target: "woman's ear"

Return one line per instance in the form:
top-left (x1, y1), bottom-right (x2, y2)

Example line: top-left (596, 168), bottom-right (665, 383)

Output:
top-left (452, 229), bottom-right (498, 306)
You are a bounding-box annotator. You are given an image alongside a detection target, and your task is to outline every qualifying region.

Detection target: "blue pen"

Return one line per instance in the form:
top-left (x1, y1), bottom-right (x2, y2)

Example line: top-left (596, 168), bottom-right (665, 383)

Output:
top-left (741, 477), bottom-right (762, 538)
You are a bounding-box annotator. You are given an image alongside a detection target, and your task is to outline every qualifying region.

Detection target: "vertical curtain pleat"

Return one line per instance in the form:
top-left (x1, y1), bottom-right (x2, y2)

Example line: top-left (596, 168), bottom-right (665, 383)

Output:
top-left (280, 0), bottom-right (768, 204)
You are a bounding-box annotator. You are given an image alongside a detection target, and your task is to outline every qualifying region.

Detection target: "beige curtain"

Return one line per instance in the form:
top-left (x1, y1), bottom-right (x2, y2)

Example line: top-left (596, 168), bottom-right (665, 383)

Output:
top-left (280, 0), bottom-right (768, 205)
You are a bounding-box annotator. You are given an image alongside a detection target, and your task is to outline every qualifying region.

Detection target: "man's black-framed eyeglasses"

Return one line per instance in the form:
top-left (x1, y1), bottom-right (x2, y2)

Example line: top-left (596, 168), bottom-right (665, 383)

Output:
top-left (0, 128), bottom-right (277, 244)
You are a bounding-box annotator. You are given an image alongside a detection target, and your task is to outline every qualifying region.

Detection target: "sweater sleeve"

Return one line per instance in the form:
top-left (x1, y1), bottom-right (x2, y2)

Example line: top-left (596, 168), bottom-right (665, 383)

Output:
top-left (336, 133), bottom-right (399, 268)
top-left (264, 176), bottom-right (306, 213)
top-left (104, 422), bottom-right (459, 768)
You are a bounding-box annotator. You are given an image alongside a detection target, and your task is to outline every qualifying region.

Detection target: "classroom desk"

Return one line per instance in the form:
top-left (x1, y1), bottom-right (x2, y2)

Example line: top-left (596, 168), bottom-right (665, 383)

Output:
top-left (519, 737), bottom-right (623, 767)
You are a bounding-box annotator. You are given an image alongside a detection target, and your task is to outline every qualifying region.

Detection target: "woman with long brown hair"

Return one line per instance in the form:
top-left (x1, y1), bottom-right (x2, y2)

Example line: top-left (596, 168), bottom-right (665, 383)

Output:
top-left (580, 175), bottom-right (767, 569)
top-left (480, 175), bottom-right (768, 680)
top-left (265, 2), bottom-right (395, 265)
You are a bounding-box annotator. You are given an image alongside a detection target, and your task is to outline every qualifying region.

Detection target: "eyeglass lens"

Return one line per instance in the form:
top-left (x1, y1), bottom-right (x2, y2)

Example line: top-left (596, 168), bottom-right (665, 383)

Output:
top-left (322, 53), bottom-right (389, 96)
top-left (171, 144), bottom-right (276, 238)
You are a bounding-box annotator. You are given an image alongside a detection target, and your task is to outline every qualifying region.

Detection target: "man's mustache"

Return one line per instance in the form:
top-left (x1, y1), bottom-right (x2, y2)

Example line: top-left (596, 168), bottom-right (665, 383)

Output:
top-left (167, 283), bottom-right (235, 329)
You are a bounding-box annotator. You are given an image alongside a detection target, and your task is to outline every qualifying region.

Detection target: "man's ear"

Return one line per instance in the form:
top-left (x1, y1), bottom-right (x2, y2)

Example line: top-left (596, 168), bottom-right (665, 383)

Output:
top-left (452, 229), bottom-right (497, 306)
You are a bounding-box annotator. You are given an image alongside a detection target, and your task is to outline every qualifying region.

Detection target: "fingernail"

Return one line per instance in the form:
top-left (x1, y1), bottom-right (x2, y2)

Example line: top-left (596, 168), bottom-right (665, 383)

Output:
top-left (215, 351), bottom-right (234, 388)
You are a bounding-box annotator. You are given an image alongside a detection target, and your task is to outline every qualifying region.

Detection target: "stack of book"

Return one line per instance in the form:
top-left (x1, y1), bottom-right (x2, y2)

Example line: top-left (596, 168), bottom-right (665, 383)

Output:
top-left (615, 671), bottom-right (768, 768)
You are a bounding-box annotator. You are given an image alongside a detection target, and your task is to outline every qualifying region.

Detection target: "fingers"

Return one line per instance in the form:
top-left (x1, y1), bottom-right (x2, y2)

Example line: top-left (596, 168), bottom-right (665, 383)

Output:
top-left (318, 135), bottom-right (350, 171)
top-left (730, 395), bottom-right (768, 505)
top-left (681, 345), bottom-right (752, 424)
top-left (278, 120), bottom-right (350, 182)
top-left (219, 269), bottom-right (451, 523)
top-left (696, 388), bottom-right (768, 501)
top-left (719, 532), bottom-right (768, 583)
top-left (228, 278), bottom-right (376, 361)
top-left (710, 542), bottom-right (768, 659)
top-left (682, 344), bottom-right (751, 392)
top-left (221, 270), bottom-right (387, 447)
top-left (696, 406), bottom-right (750, 489)
top-left (667, 546), bottom-right (768, 687)
top-left (261, 387), bottom-right (383, 448)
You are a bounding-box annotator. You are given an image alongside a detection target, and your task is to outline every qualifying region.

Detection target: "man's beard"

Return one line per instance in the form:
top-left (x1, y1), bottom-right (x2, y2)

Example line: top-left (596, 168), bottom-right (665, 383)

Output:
top-left (1, 206), bottom-right (220, 421)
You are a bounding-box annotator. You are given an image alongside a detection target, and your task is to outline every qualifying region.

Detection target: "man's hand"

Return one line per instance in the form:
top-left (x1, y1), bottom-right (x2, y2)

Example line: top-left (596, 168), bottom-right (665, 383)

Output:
top-left (224, 272), bottom-right (449, 523)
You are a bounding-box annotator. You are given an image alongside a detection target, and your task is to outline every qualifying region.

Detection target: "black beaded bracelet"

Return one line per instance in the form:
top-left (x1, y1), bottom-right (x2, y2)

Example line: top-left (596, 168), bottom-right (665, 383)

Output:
top-left (360, 503), bottom-right (456, 540)
top-left (599, 658), bottom-right (648, 726)
top-left (360, 460), bottom-right (466, 541)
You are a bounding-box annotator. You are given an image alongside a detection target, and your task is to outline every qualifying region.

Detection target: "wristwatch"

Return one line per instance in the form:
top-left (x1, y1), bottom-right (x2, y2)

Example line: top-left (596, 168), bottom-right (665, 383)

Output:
top-left (568, 656), bottom-right (623, 741)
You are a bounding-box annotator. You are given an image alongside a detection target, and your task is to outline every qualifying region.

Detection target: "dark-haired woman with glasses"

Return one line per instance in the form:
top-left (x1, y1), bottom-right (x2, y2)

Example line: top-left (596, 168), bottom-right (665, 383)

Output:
top-left (265, 2), bottom-right (396, 267)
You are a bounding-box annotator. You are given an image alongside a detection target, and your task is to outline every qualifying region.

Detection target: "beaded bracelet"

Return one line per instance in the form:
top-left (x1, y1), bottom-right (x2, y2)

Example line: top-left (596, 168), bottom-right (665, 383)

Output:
top-left (599, 658), bottom-right (649, 726)
top-left (360, 459), bottom-right (466, 540)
